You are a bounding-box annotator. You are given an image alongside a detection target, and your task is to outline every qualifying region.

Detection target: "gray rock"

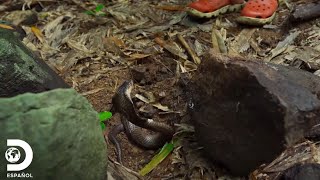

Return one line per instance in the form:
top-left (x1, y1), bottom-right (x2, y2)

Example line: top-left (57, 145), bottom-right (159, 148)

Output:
top-left (0, 88), bottom-right (107, 180)
top-left (0, 28), bottom-right (69, 98)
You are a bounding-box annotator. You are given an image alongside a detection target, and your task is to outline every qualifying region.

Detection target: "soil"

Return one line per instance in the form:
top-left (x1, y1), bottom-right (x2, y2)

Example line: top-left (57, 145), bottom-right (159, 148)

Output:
top-left (1, 0), bottom-right (320, 179)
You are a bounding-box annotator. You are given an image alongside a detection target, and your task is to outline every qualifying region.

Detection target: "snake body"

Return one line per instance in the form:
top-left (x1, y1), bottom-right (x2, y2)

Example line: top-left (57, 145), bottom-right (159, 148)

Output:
top-left (108, 80), bottom-right (174, 163)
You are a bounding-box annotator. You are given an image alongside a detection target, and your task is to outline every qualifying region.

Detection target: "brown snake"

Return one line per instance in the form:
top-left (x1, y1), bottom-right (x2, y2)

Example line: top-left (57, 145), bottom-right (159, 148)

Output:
top-left (108, 80), bottom-right (174, 164)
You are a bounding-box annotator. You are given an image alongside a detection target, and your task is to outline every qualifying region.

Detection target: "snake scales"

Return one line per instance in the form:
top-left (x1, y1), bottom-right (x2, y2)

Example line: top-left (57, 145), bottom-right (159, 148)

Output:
top-left (108, 80), bottom-right (174, 164)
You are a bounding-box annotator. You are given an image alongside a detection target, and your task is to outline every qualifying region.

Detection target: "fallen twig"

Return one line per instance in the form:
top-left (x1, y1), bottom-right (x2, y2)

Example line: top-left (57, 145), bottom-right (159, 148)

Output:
top-left (177, 34), bottom-right (201, 64)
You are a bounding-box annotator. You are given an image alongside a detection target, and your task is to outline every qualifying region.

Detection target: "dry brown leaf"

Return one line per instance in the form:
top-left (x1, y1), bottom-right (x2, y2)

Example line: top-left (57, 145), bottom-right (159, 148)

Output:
top-left (267, 30), bottom-right (300, 62)
top-left (154, 37), bottom-right (165, 47)
top-left (183, 60), bottom-right (197, 72)
top-left (211, 27), bottom-right (220, 53)
top-left (110, 36), bottom-right (126, 48)
top-left (135, 94), bottom-right (150, 103)
top-left (194, 40), bottom-right (205, 57)
top-left (263, 141), bottom-right (320, 173)
top-left (0, 23), bottom-right (14, 30)
top-left (31, 26), bottom-right (44, 43)
top-left (155, 37), bottom-right (188, 59)
top-left (104, 37), bottom-right (124, 55)
top-left (229, 28), bottom-right (256, 55)
top-left (108, 158), bottom-right (141, 180)
top-left (42, 14), bottom-right (75, 50)
top-left (135, 94), bottom-right (173, 112)
top-left (152, 103), bottom-right (170, 112)
top-left (67, 40), bottom-right (92, 54)
top-left (179, 62), bottom-right (187, 73)
top-left (126, 53), bottom-right (151, 61)
top-left (81, 88), bottom-right (105, 96)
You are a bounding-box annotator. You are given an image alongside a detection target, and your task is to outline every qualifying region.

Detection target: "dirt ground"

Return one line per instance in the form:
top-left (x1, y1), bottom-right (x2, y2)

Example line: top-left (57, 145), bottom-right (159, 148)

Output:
top-left (1, 0), bottom-right (320, 179)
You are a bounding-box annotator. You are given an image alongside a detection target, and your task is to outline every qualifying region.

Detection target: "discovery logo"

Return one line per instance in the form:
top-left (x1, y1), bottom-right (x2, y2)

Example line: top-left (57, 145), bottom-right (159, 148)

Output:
top-left (5, 139), bottom-right (33, 178)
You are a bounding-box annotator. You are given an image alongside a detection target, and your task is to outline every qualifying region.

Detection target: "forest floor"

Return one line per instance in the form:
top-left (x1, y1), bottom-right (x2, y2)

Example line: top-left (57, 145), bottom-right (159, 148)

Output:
top-left (1, 0), bottom-right (320, 179)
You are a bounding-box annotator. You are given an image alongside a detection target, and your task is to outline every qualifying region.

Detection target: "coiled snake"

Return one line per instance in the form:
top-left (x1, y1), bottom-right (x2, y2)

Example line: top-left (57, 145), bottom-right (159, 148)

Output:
top-left (108, 80), bottom-right (174, 164)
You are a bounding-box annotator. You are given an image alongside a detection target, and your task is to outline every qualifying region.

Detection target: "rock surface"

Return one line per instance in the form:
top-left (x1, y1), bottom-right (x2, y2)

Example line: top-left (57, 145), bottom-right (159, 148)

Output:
top-left (186, 53), bottom-right (320, 176)
top-left (0, 28), bottom-right (69, 98)
top-left (0, 88), bottom-right (107, 180)
top-left (279, 163), bottom-right (320, 180)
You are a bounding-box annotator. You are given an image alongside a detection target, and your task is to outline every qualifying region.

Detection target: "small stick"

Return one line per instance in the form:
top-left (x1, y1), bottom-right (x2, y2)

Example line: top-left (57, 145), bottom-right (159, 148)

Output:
top-left (177, 34), bottom-right (201, 64)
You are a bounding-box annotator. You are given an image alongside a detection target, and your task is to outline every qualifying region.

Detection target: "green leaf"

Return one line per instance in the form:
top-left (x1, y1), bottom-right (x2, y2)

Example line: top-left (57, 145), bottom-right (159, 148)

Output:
top-left (99, 111), bottom-right (112, 122)
top-left (138, 142), bottom-right (174, 176)
top-left (84, 10), bottom-right (96, 15)
top-left (100, 122), bottom-right (106, 130)
top-left (95, 4), bottom-right (104, 12)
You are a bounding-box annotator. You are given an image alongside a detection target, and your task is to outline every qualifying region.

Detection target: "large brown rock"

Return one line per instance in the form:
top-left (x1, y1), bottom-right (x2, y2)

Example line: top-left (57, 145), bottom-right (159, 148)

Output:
top-left (186, 53), bottom-right (320, 176)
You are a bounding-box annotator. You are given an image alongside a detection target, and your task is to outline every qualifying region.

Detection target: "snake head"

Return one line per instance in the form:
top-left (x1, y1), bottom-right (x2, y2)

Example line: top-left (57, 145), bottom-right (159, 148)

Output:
top-left (111, 80), bottom-right (134, 113)
top-left (124, 80), bottom-right (134, 98)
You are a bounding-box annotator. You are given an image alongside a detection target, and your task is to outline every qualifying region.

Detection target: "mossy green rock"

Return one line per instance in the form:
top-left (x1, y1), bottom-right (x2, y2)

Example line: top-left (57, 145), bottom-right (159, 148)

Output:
top-left (0, 88), bottom-right (107, 180)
